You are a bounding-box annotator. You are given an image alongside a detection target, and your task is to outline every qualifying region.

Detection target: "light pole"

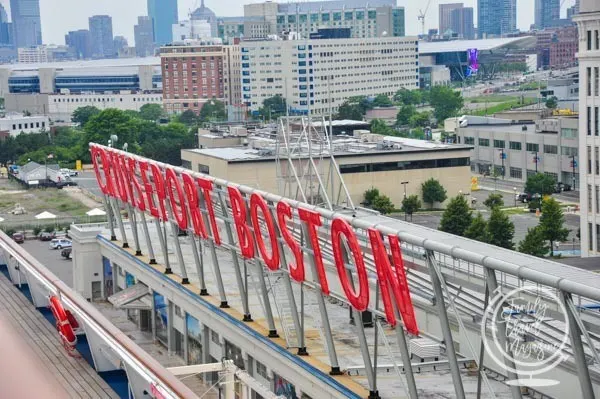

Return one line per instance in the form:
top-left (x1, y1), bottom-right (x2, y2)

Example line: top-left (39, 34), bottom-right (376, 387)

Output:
top-left (513, 187), bottom-right (517, 207)
top-left (498, 148), bottom-right (506, 179)
top-left (401, 181), bottom-right (409, 221)
top-left (532, 151), bottom-right (540, 173)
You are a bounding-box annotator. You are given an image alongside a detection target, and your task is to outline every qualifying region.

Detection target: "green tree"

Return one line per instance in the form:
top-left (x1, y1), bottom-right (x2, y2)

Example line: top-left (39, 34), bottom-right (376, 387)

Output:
top-left (372, 194), bottom-right (395, 214)
top-left (177, 109), bottom-right (198, 126)
top-left (545, 96), bottom-right (558, 110)
top-left (396, 104), bottom-right (416, 126)
top-left (394, 89), bottom-right (422, 105)
top-left (483, 193), bottom-right (504, 209)
top-left (525, 173), bottom-right (556, 196)
top-left (139, 103), bottom-right (165, 121)
top-left (370, 119), bottom-right (394, 135)
top-left (518, 226), bottom-right (549, 257)
top-left (464, 213), bottom-right (490, 243)
top-left (421, 178), bottom-right (447, 209)
top-left (82, 109), bottom-right (141, 158)
top-left (408, 111), bottom-right (430, 128)
top-left (429, 86), bottom-right (464, 122)
top-left (363, 188), bottom-right (380, 207)
top-left (71, 106), bottom-right (100, 126)
top-left (487, 207), bottom-right (515, 249)
top-left (200, 100), bottom-right (227, 122)
top-left (372, 94), bottom-right (393, 107)
top-left (539, 197), bottom-right (569, 256)
top-left (439, 195), bottom-right (472, 236)
top-left (401, 195), bottom-right (421, 221)
top-left (140, 122), bottom-right (194, 165)
top-left (258, 95), bottom-right (286, 120)
top-left (336, 101), bottom-right (364, 120)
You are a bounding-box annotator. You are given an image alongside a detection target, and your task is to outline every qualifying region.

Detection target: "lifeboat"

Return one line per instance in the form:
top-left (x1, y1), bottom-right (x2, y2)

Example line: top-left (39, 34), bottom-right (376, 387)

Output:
top-left (48, 295), bottom-right (78, 351)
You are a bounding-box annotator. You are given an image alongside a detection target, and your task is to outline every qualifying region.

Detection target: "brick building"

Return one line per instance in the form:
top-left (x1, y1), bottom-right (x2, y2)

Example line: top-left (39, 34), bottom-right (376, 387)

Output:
top-left (160, 41), bottom-right (241, 115)
top-left (549, 25), bottom-right (578, 67)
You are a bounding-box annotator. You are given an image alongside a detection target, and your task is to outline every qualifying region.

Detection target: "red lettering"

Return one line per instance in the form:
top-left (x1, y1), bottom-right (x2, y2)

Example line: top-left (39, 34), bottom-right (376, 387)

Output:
top-left (150, 164), bottom-right (167, 221)
top-left (196, 176), bottom-right (221, 245)
top-left (250, 194), bottom-right (280, 270)
top-left (368, 229), bottom-right (418, 335)
top-left (331, 218), bottom-right (369, 311)
top-left (117, 154), bottom-right (135, 207)
top-left (110, 152), bottom-right (128, 203)
top-left (90, 146), bottom-right (109, 195)
top-left (182, 173), bottom-right (207, 238)
top-left (276, 202), bottom-right (304, 282)
top-left (227, 186), bottom-right (255, 259)
top-left (139, 161), bottom-right (159, 218)
top-left (165, 168), bottom-right (188, 231)
top-left (298, 208), bottom-right (329, 295)
top-left (127, 158), bottom-right (146, 211)
top-left (100, 148), bottom-right (116, 196)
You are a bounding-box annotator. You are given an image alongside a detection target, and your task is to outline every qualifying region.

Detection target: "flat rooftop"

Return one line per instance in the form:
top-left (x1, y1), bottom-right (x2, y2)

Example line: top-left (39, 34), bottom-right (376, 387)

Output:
top-left (1, 57), bottom-right (160, 72)
top-left (419, 36), bottom-right (536, 54)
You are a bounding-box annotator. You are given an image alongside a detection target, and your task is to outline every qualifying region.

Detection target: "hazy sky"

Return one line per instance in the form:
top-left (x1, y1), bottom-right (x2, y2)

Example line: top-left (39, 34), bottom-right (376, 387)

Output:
top-left (1, 0), bottom-right (579, 45)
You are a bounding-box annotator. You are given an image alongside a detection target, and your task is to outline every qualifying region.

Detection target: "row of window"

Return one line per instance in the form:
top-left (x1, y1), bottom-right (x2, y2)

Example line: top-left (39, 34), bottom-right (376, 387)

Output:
top-left (339, 157), bottom-right (470, 174)
top-left (276, 10), bottom-right (379, 24)
top-left (11, 121), bottom-right (45, 130)
top-left (586, 106), bottom-right (600, 136)
top-left (586, 146), bottom-right (600, 176)
top-left (52, 97), bottom-right (161, 103)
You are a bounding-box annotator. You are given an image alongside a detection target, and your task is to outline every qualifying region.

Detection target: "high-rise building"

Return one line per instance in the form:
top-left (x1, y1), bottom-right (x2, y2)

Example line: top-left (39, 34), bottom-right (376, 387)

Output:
top-left (244, 0), bottom-right (405, 39)
top-left (450, 7), bottom-right (475, 39)
top-left (113, 36), bottom-right (128, 56)
top-left (575, 0), bottom-right (600, 257)
top-left (0, 4), bottom-right (12, 46)
top-left (241, 35), bottom-right (418, 116)
top-left (439, 3), bottom-right (463, 35)
top-left (65, 30), bottom-right (92, 59)
top-left (535, 0), bottom-right (561, 29)
top-left (148, 0), bottom-right (178, 45)
top-left (89, 15), bottom-right (114, 59)
top-left (160, 40), bottom-right (240, 114)
top-left (191, 0), bottom-right (217, 38)
top-left (134, 16), bottom-right (154, 57)
top-left (10, 0), bottom-right (42, 48)
top-left (478, 0), bottom-right (516, 37)
top-left (568, 0), bottom-right (581, 20)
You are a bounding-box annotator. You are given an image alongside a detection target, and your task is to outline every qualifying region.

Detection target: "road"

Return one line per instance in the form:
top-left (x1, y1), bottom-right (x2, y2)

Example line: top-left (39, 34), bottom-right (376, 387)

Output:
top-left (72, 171), bottom-right (102, 199)
top-left (21, 239), bottom-right (73, 288)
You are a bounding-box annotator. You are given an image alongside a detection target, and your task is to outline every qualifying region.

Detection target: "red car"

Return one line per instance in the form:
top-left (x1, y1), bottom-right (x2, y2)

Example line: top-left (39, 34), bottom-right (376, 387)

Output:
top-left (11, 233), bottom-right (24, 244)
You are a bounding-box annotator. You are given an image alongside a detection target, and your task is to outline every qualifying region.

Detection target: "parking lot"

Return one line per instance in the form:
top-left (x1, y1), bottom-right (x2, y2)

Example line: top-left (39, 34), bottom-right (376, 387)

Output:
top-left (20, 239), bottom-right (73, 287)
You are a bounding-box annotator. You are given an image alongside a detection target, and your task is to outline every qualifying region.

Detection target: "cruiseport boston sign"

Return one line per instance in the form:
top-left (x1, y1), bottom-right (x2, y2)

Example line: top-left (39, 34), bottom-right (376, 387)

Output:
top-left (90, 143), bottom-right (419, 335)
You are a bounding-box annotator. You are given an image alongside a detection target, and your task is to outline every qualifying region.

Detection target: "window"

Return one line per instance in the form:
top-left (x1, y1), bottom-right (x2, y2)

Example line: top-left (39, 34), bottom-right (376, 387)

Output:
top-left (589, 223), bottom-right (594, 252)
top-left (509, 141), bottom-right (522, 150)
top-left (561, 146), bottom-right (578, 157)
top-left (589, 146), bottom-right (593, 174)
top-left (339, 157), bottom-right (469, 173)
top-left (544, 145), bottom-right (558, 154)
top-left (588, 30), bottom-right (592, 51)
top-left (596, 67), bottom-right (599, 96)
top-left (597, 224), bottom-right (600, 253)
top-left (211, 330), bottom-right (220, 345)
top-left (588, 107), bottom-right (592, 135)
top-left (561, 128), bottom-right (578, 138)
top-left (589, 185), bottom-right (593, 211)
top-left (596, 107), bottom-right (599, 136)
top-left (526, 143), bottom-right (539, 152)
top-left (510, 167), bottom-right (522, 180)
top-left (464, 136), bottom-right (474, 145)
top-left (256, 361), bottom-right (268, 379)
top-left (321, 13), bottom-right (330, 22)
top-left (493, 140), bottom-right (505, 148)
top-left (478, 138), bottom-right (490, 147)
top-left (345, 11), bottom-right (353, 20)
top-left (588, 67), bottom-right (592, 96)
top-left (596, 147), bottom-right (599, 175)
top-left (597, 186), bottom-right (600, 213)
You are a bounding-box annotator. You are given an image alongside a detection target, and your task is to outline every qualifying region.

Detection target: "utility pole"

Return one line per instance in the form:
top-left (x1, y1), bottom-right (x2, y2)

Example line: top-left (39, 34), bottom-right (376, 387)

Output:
top-left (571, 155), bottom-right (577, 190)
top-left (499, 148), bottom-right (506, 179)
top-left (401, 181), bottom-right (409, 221)
top-left (533, 151), bottom-right (539, 173)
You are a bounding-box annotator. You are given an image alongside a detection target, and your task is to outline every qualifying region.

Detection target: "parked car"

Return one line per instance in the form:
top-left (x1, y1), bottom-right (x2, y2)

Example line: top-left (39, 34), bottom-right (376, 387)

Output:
top-left (554, 182), bottom-right (572, 193)
top-left (516, 193), bottom-right (532, 203)
top-left (61, 247), bottom-right (72, 259)
top-left (11, 232), bottom-right (25, 244)
top-left (49, 238), bottom-right (72, 249)
top-left (39, 232), bottom-right (55, 241)
top-left (60, 168), bottom-right (78, 177)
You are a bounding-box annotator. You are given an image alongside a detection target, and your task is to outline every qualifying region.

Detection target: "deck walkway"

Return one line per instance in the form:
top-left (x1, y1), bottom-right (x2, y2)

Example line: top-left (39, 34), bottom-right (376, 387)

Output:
top-left (0, 271), bottom-right (119, 399)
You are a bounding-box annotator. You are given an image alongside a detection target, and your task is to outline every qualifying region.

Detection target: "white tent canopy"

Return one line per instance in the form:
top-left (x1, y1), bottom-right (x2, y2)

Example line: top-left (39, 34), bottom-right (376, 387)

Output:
top-left (35, 211), bottom-right (57, 220)
top-left (86, 208), bottom-right (107, 217)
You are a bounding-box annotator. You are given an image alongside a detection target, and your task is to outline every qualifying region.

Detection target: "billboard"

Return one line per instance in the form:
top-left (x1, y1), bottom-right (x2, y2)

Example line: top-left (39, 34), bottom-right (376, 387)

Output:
top-left (466, 48), bottom-right (479, 77)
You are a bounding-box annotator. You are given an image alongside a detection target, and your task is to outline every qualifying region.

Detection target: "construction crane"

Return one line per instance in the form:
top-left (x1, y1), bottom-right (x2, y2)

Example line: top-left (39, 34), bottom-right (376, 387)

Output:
top-left (418, 0), bottom-right (433, 36)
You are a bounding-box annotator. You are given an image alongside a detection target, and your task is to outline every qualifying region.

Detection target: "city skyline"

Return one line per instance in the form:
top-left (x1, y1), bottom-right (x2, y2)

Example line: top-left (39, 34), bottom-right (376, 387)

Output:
top-left (0, 0), bottom-right (579, 46)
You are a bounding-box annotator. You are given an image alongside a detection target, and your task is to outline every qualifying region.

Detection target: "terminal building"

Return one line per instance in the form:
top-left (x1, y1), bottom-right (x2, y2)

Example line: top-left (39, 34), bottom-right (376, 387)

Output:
top-left (0, 58), bottom-right (163, 122)
top-left (451, 114), bottom-right (580, 188)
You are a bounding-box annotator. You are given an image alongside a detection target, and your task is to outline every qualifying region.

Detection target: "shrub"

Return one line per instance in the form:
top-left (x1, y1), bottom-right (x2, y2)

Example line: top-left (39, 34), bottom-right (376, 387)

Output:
top-left (33, 226), bottom-right (42, 236)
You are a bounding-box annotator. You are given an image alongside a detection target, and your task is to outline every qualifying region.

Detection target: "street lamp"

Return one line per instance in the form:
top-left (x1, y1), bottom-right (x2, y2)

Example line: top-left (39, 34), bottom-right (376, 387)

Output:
top-left (513, 187), bottom-right (517, 207)
top-left (400, 181), bottom-right (409, 221)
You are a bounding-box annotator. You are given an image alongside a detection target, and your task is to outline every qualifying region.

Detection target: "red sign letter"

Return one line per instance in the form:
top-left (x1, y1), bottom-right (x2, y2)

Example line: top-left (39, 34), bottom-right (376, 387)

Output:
top-left (165, 168), bottom-right (188, 231)
top-left (127, 158), bottom-right (146, 211)
top-left (298, 208), bottom-right (329, 295)
top-left (276, 202), bottom-right (304, 282)
top-left (110, 152), bottom-right (128, 203)
top-left (139, 161), bottom-right (159, 218)
top-left (91, 146), bottom-right (110, 195)
top-left (368, 229), bottom-right (418, 335)
top-left (331, 218), bottom-right (369, 311)
top-left (227, 186), bottom-right (255, 259)
top-left (196, 176), bottom-right (221, 245)
top-left (150, 163), bottom-right (167, 221)
top-left (250, 193), bottom-right (280, 271)
top-left (182, 173), bottom-right (207, 238)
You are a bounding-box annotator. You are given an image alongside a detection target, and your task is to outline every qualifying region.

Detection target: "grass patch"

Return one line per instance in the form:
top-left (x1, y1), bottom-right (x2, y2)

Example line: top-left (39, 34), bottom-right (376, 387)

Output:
top-left (519, 82), bottom-right (547, 91)
top-left (468, 95), bottom-right (519, 103)
top-left (502, 207), bottom-right (531, 215)
top-left (470, 98), bottom-right (536, 116)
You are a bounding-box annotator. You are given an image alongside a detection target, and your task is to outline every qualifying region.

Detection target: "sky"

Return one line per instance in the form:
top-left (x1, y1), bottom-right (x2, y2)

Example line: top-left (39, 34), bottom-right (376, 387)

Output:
top-left (1, 0), bottom-right (579, 46)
